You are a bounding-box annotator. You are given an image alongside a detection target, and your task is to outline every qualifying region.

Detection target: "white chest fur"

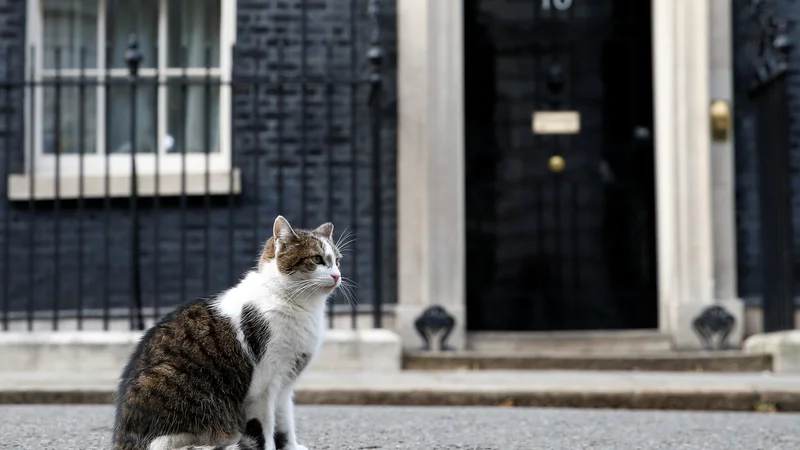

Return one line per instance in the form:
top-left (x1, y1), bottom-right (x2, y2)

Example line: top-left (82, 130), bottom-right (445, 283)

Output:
top-left (212, 270), bottom-right (327, 399)
top-left (247, 306), bottom-right (325, 397)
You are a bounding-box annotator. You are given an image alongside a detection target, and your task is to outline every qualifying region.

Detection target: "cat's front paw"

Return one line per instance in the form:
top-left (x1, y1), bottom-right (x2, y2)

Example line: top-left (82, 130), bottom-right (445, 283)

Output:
top-left (282, 445), bottom-right (309, 450)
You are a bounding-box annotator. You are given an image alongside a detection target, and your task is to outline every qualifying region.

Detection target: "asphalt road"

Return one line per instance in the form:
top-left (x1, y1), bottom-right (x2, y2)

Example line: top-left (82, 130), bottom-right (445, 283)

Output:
top-left (1, 405), bottom-right (798, 450)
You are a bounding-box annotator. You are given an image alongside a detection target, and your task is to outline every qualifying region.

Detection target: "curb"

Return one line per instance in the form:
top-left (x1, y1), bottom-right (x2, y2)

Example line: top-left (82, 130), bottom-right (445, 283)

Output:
top-left (3, 388), bottom-right (799, 412)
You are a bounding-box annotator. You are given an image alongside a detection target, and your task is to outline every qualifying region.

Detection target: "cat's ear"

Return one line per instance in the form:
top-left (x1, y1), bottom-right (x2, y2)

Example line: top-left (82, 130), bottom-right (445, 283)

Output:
top-left (314, 222), bottom-right (334, 240)
top-left (273, 215), bottom-right (298, 243)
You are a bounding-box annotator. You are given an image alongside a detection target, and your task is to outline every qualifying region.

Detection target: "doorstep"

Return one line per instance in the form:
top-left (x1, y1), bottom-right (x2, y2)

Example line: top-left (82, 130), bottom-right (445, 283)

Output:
top-left (403, 350), bottom-right (774, 372)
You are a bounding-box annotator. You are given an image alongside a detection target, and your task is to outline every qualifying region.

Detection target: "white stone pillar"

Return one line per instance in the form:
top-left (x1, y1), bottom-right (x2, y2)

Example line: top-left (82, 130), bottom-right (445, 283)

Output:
top-left (653, 0), bottom-right (719, 349)
top-left (708, 0), bottom-right (745, 345)
top-left (395, 0), bottom-right (466, 351)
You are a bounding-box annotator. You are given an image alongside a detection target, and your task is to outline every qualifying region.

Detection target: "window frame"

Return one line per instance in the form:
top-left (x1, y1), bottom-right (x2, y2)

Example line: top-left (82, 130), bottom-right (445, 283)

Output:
top-left (23, 0), bottom-right (236, 180)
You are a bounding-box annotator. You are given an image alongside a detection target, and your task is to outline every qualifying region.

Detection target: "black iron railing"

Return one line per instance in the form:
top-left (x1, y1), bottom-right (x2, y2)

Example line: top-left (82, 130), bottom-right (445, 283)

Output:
top-left (0, 0), bottom-right (391, 332)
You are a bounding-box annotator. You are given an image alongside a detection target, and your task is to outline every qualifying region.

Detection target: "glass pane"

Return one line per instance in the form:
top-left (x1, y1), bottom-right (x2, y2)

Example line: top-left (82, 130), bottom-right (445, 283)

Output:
top-left (107, 81), bottom-right (158, 154)
top-left (168, 0), bottom-right (221, 68)
top-left (43, 82), bottom-right (98, 154)
top-left (107, 0), bottom-right (158, 69)
top-left (166, 81), bottom-right (220, 153)
top-left (42, 0), bottom-right (98, 70)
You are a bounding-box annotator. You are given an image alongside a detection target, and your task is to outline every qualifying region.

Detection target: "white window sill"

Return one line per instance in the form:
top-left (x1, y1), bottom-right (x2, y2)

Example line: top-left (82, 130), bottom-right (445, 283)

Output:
top-left (7, 168), bottom-right (242, 201)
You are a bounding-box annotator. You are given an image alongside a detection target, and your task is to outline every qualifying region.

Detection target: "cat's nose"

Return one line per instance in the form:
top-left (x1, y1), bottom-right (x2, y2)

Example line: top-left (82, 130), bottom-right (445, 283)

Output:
top-left (331, 274), bottom-right (340, 284)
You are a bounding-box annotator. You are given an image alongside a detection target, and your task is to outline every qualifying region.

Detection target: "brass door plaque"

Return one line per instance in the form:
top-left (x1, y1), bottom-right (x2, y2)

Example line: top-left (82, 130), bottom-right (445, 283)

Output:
top-left (532, 111), bottom-right (581, 135)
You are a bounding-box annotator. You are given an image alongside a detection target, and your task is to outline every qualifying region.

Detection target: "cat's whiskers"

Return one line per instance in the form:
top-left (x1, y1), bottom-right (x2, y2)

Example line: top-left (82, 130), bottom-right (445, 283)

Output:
top-left (335, 228), bottom-right (353, 248)
top-left (341, 276), bottom-right (360, 288)
top-left (334, 229), bottom-right (357, 254)
top-left (338, 277), bottom-right (359, 307)
top-left (336, 237), bottom-right (357, 253)
top-left (282, 279), bottom-right (321, 303)
top-left (338, 287), bottom-right (355, 308)
top-left (280, 275), bottom-right (339, 306)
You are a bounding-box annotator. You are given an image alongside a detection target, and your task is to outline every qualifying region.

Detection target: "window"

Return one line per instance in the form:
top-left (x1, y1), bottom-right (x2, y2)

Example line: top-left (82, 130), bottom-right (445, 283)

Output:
top-left (15, 0), bottom-right (238, 199)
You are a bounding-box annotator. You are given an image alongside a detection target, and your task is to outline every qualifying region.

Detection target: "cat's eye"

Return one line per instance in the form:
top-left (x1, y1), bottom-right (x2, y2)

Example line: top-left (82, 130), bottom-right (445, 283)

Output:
top-left (311, 255), bottom-right (325, 265)
top-left (335, 257), bottom-right (342, 267)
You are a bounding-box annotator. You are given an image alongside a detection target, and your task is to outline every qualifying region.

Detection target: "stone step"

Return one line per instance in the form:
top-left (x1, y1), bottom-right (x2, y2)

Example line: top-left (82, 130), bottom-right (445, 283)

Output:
top-left (465, 330), bottom-right (674, 354)
top-left (403, 351), bottom-right (773, 372)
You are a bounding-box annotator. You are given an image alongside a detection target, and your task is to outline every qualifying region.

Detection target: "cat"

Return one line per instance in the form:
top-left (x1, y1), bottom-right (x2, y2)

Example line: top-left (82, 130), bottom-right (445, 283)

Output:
top-left (112, 215), bottom-right (343, 450)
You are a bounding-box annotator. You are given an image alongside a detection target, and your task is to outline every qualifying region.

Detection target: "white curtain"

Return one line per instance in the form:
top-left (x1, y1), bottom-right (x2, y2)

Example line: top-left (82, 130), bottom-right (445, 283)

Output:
top-left (42, 0), bottom-right (97, 69)
top-left (167, 0), bottom-right (220, 154)
top-left (106, 0), bottom-right (158, 154)
top-left (42, 0), bottom-right (98, 154)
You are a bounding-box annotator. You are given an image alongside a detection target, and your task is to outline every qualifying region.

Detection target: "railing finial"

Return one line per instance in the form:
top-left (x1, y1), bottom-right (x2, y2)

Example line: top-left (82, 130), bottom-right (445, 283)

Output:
top-left (367, 0), bottom-right (383, 89)
top-left (125, 34), bottom-right (143, 78)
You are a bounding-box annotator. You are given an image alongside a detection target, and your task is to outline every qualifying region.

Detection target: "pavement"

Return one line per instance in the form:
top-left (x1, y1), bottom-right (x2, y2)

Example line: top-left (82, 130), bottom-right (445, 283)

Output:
top-left (3, 404), bottom-right (799, 449)
top-left (3, 369), bottom-right (800, 412)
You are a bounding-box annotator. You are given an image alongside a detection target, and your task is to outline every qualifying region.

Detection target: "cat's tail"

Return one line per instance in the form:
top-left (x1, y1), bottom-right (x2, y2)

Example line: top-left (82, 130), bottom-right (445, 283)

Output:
top-left (229, 419), bottom-right (267, 450)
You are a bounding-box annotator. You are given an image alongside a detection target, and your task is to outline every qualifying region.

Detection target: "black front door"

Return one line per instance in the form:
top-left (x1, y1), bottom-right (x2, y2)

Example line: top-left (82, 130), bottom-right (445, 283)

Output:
top-left (464, 0), bottom-right (657, 331)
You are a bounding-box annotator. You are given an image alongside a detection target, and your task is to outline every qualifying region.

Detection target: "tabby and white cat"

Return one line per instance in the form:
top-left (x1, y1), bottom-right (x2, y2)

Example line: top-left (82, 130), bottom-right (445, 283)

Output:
top-left (113, 215), bottom-right (344, 450)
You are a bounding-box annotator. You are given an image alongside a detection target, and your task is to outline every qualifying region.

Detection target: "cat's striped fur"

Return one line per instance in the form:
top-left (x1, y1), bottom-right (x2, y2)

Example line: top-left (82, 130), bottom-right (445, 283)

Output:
top-left (113, 216), bottom-right (343, 450)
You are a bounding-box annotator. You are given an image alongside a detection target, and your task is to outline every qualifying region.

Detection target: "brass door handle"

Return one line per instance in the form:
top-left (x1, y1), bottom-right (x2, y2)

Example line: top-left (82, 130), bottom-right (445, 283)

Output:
top-left (548, 155), bottom-right (566, 173)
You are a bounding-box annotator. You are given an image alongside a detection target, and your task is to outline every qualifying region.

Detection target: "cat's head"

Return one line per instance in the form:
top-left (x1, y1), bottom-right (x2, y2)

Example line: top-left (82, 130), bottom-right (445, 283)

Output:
top-left (258, 215), bottom-right (342, 296)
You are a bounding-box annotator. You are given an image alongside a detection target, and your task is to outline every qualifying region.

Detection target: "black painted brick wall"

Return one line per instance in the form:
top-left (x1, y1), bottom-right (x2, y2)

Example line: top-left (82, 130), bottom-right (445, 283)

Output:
top-left (0, 0), bottom-right (398, 319)
top-left (0, 0), bottom-right (28, 315)
top-left (733, 0), bottom-right (800, 303)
